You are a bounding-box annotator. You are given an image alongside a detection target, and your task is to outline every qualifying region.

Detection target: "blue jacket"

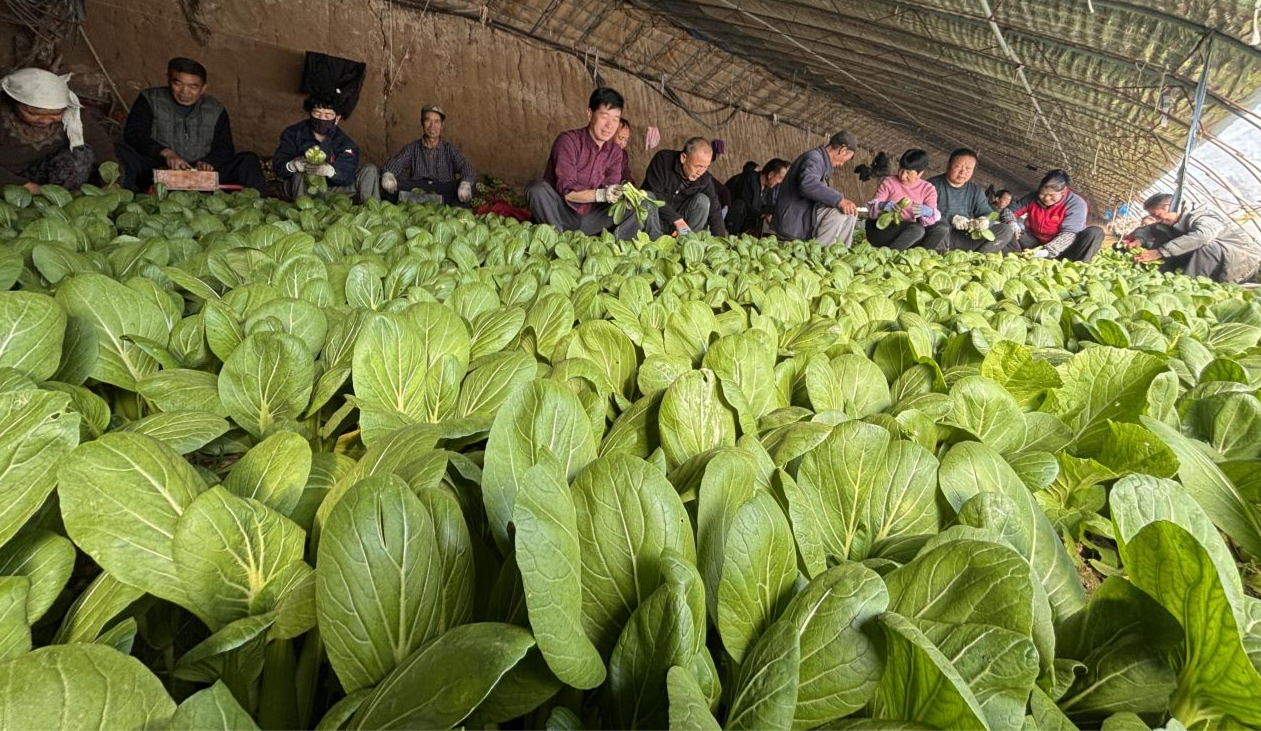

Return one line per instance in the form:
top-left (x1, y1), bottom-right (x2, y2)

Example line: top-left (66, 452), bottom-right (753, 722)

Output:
top-left (272, 120), bottom-right (360, 187)
top-left (775, 146), bottom-right (845, 241)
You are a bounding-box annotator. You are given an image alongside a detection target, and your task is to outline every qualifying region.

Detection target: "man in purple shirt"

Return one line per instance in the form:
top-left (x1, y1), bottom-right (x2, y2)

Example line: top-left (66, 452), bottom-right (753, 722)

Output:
top-left (526, 88), bottom-right (646, 239)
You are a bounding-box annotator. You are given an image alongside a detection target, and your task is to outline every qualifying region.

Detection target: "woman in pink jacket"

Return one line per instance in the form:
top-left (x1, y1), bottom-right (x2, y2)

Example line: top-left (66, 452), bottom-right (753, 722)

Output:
top-left (865, 149), bottom-right (941, 250)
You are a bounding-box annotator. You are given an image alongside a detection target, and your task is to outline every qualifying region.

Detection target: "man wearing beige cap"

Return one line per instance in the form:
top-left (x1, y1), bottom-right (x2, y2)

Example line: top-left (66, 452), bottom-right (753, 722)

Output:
top-left (381, 103), bottom-right (477, 206)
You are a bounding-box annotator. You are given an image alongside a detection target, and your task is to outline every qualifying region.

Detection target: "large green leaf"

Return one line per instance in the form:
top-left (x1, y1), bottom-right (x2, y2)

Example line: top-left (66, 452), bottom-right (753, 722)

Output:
top-left (724, 617), bottom-right (801, 731)
top-left (316, 475), bottom-right (449, 692)
top-left (1122, 521), bottom-right (1261, 728)
top-left (116, 410), bottom-right (230, 455)
top-left (571, 453), bottom-right (696, 655)
top-left (658, 369), bottom-right (736, 469)
top-left (0, 529), bottom-right (74, 624)
top-left (942, 375), bottom-right (1027, 455)
top-left (805, 354), bottom-right (891, 418)
top-left (222, 431), bottom-right (312, 517)
top-left (1140, 416), bottom-right (1261, 561)
top-left (55, 273), bottom-right (169, 390)
top-left (58, 432), bottom-right (205, 609)
top-left (0, 389), bottom-right (78, 548)
top-left (869, 613), bottom-right (990, 731)
top-left (718, 490), bottom-right (797, 664)
top-left (513, 463), bottom-right (606, 690)
top-left (218, 332), bottom-right (314, 437)
top-left (704, 329), bottom-right (782, 423)
top-left (938, 441), bottom-right (1086, 621)
top-left (0, 644), bottom-right (175, 729)
top-left (170, 681), bottom-right (260, 731)
top-left (667, 666), bottom-right (722, 731)
top-left (173, 486), bottom-right (306, 628)
top-left (607, 577), bottom-right (694, 728)
top-left (52, 571), bottom-right (144, 644)
top-left (0, 292), bottom-right (64, 381)
top-left (482, 379), bottom-right (597, 547)
top-left (784, 563), bottom-right (888, 728)
top-left (0, 577), bottom-right (29, 661)
top-left (349, 623), bottom-right (535, 730)
top-left (796, 420), bottom-right (941, 562)
top-left (696, 449), bottom-right (758, 623)
top-left (137, 369), bottom-right (228, 416)
top-left (1046, 346), bottom-right (1167, 453)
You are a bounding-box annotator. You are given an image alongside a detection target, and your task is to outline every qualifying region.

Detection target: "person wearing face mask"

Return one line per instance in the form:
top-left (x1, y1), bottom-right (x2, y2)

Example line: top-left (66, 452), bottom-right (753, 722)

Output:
top-left (1012, 169), bottom-right (1104, 262)
top-left (641, 137), bottom-right (728, 237)
top-left (117, 57), bottom-right (266, 194)
top-left (0, 68), bottom-right (116, 194)
top-left (725, 158), bottom-right (789, 236)
top-left (864, 149), bottom-right (940, 251)
top-left (380, 104), bottom-right (477, 207)
top-left (775, 131), bottom-right (860, 247)
top-left (921, 149), bottom-right (1017, 254)
top-left (272, 95), bottom-right (378, 202)
top-left (526, 87), bottom-right (646, 239)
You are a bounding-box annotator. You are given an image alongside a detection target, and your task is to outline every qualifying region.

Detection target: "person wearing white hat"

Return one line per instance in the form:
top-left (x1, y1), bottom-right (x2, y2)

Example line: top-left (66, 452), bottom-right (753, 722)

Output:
top-left (0, 67), bottom-right (115, 194)
top-left (380, 103), bottom-right (477, 207)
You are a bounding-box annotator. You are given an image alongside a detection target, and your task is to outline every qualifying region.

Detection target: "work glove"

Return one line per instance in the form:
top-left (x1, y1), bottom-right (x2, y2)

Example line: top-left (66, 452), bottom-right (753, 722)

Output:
top-left (595, 184), bottom-right (624, 204)
top-left (458, 181), bottom-right (473, 203)
top-left (951, 215), bottom-right (970, 230)
top-left (880, 201), bottom-right (899, 212)
top-left (381, 172), bottom-right (398, 193)
top-left (310, 164), bottom-right (335, 178)
top-left (674, 220), bottom-right (693, 237)
top-left (285, 158), bottom-right (308, 174)
top-left (917, 205), bottom-right (934, 218)
top-left (1031, 249), bottom-right (1052, 259)
top-left (969, 217), bottom-right (991, 231)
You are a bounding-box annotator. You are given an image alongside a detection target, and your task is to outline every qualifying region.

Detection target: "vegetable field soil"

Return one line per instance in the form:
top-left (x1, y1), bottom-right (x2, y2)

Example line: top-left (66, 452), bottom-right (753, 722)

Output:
top-left (0, 184), bottom-right (1259, 731)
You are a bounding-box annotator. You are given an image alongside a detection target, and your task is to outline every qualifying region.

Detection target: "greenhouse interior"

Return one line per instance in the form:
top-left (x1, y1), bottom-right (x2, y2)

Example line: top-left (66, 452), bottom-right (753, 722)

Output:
top-left (2, 0), bottom-right (1261, 729)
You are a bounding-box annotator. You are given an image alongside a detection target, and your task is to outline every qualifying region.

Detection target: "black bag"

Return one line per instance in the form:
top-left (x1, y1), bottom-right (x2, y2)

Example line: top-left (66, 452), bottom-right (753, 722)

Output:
top-left (300, 52), bottom-right (367, 119)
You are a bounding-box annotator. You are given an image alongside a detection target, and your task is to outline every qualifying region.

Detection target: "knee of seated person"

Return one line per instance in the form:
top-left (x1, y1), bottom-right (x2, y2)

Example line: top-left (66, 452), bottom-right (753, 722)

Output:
top-left (358, 163), bottom-right (379, 177)
top-left (525, 179), bottom-right (551, 197)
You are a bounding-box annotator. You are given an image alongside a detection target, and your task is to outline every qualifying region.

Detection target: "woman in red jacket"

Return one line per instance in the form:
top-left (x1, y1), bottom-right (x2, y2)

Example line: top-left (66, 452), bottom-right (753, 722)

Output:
top-left (1011, 169), bottom-right (1104, 262)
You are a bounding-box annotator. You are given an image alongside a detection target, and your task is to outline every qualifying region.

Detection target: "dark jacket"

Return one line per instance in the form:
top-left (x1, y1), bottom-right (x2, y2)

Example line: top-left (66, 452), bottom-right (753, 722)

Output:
top-left (775, 146), bottom-right (844, 241)
top-left (641, 149), bottom-right (728, 236)
top-left (272, 120), bottom-right (361, 188)
top-left (124, 89), bottom-right (234, 169)
top-left (725, 169), bottom-right (770, 234)
top-left (0, 100), bottom-right (115, 187)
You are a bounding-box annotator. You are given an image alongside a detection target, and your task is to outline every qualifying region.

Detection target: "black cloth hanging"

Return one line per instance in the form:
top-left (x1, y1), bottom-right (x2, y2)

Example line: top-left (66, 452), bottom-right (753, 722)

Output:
top-left (300, 52), bottom-right (367, 119)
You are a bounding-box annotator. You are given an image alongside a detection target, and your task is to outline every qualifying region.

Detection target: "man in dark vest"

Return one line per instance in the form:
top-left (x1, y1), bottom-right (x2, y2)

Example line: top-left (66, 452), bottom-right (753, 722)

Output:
top-left (116, 57), bottom-right (266, 194)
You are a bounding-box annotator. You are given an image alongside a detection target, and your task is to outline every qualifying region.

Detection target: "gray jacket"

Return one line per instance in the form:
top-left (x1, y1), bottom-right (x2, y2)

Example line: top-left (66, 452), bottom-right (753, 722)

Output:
top-left (1160, 206), bottom-right (1261, 284)
top-left (775, 146), bottom-right (844, 241)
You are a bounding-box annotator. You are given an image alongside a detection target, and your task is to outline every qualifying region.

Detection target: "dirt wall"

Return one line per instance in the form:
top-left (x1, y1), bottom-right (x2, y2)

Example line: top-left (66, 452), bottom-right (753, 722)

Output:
top-left (0, 0), bottom-right (983, 201)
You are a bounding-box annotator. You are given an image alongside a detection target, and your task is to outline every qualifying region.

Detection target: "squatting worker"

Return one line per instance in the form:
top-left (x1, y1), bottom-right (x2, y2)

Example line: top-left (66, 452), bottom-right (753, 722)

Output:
top-left (0, 68), bottom-right (116, 194)
top-left (1124, 193), bottom-right (1261, 284)
top-left (775, 131), bottom-right (860, 248)
top-left (526, 87), bottom-right (648, 240)
top-left (116, 57), bottom-right (267, 194)
top-left (381, 103), bottom-right (477, 207)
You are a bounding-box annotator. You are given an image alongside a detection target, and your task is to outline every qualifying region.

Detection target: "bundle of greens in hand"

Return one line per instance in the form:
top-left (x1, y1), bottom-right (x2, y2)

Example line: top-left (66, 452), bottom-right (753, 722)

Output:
top-left (875, 197), bottom-right (913, 230)
top-left (951, 211), bottom-right (1000, 241)
top-left (610, 183), bottom-right (665, 226)
top-left (304, 147), bottom-right (329, 195)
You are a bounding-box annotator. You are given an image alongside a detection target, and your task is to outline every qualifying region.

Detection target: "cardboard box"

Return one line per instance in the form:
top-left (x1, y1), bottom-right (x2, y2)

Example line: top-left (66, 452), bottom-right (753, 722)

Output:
top-left (153, 169), bottom-right (220, 191)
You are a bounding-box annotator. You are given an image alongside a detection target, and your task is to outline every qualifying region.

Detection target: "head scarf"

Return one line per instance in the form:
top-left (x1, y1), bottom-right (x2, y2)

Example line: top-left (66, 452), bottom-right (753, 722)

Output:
top-left (1, 68), bottom-right (84, 148)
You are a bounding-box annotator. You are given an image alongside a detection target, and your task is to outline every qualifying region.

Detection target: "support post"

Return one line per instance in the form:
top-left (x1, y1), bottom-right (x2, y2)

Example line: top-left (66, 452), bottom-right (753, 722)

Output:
top-left (1172, 33), bottom-right (1214, 211)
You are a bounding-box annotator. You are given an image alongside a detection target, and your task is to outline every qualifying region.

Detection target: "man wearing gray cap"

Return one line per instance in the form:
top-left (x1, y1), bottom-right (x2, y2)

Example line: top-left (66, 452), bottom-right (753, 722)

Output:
top-left (775, 131), bottom-right (860, 247)
top-left (381, 103), bottom-right (477, 206)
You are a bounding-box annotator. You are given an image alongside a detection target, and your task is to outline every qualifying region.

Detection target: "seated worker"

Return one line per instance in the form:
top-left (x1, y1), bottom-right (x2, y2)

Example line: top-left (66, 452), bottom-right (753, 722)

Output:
top-left (615, 118), bottom-right (632, 183)
top-left (117, 57), bottom-right (266, 194)
top-left (272, 95), bottom-right (378, 202)
top-left (641, 137), bottom-right (728, 237)
top-left (525, 87), bottom-right (645, 240)
top-left (1125, 193), bottom-right (1261, 283)
top-left (775, 131), bottom-right (860, 247)
top-left (381, 103), bottom-right (476, 206)
top-left (922, 149), bottom-right (1017, 254)
top-left (0, 68), bottom-right (115, 193)
top-left (864, 149), bottom-right (940, 250)
top-left (1012, 169), bottom-right (1103, 262)
top-left (725, 158), bottom-right (790, 235)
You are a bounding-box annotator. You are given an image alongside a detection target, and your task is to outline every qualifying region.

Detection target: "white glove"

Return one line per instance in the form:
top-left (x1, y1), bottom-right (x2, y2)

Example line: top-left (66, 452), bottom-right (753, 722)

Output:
top-left (311, 163), bottom-right (335, 178)
top-left (285, 158), bottom-right (308, 174)
top-left (595, 184), bottom-right (624, 204)
top-left (1031, 249), bottom-right (1051, 259)
top-left (951, 215), bottom-right (969, 231)
top-left (381, 171), bottom-right (398, 193)
top-left (970, 217), bottom-right (991, 231)
top-left (458, 181), bottom-right (473, 203)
